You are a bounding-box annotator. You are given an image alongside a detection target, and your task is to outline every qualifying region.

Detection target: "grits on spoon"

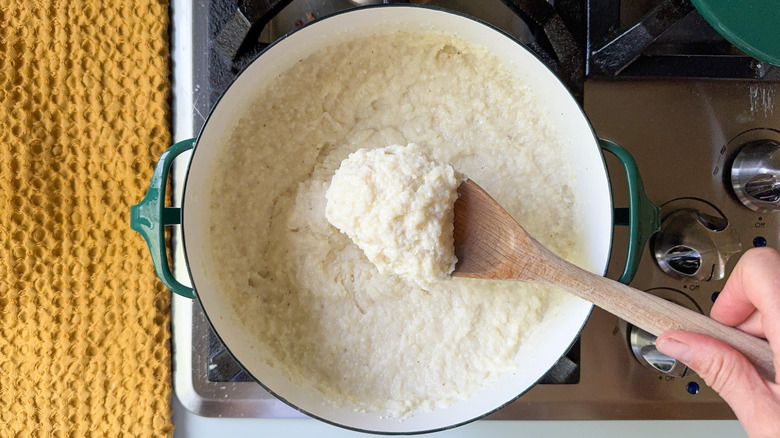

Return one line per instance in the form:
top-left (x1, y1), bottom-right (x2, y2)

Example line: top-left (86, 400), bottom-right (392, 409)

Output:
top-left (326, 143), bottom-right (461, 289)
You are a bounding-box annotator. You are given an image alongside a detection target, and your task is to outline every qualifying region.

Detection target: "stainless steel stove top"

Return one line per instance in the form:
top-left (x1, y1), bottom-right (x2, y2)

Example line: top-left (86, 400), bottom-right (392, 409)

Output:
top-left (170, 0), bottom-right (778, 421)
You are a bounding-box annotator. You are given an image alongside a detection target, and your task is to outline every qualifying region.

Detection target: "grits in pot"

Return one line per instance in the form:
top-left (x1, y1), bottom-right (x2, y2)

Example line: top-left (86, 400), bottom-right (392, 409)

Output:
top-left (208, 29), bottom-right (586, 417)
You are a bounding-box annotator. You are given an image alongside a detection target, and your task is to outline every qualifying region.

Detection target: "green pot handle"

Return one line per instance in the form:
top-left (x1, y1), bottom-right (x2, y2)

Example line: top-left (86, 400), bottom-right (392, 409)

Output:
top-left (600, 139), bottom-right (661, 285)
top-left (130, 139), bottom-right (196, 299)
top-left (129, 138), bottom-right (656, 294)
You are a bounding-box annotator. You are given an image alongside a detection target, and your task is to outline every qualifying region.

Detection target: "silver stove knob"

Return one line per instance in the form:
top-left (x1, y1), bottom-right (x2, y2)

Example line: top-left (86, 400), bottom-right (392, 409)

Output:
top-left (627, 288), bottom-right (701, 377)
top-left (630, 325), bottom-right (687, 377)
top-left (731, 139), bottom-right (780, 212)
top-left (651, 207), bottom-right (741, 281)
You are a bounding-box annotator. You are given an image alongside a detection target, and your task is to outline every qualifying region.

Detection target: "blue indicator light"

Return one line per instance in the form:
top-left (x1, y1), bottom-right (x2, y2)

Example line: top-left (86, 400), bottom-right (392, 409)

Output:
top-left (753, 236), bottom-right (767, 247)
top-left (686, 382), bottom-right (700, 395)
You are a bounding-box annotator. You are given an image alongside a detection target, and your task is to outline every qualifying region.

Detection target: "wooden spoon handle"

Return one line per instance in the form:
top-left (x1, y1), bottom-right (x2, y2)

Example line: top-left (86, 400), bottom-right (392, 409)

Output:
top-left (536, 246), bottom-right (776, 382)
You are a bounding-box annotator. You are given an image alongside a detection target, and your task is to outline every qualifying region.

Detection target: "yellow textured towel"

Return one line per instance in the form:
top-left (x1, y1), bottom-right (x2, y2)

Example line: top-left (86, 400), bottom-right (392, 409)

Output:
top-left (1, 0), bottom-right (173, 436)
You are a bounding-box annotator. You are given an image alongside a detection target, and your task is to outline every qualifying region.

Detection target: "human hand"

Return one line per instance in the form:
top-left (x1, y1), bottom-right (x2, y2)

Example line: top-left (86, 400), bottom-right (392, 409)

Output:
top-left (657, 247), bottom-right (780, 438)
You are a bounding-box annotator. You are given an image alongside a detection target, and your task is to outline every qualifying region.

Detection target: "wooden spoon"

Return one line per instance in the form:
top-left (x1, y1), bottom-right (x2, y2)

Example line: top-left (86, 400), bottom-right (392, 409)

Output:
top-left (452, 179), bottom-right (776, 381)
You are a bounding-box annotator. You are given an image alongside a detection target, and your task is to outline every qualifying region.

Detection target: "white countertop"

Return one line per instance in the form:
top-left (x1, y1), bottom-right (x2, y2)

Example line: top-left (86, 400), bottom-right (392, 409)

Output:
top-left (172, 393), bottom-right (748, 438)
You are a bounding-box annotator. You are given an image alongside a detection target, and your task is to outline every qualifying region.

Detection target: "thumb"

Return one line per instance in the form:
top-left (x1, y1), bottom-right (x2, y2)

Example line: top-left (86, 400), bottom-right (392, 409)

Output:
top-left (657, 331), bottom-right (772, 422)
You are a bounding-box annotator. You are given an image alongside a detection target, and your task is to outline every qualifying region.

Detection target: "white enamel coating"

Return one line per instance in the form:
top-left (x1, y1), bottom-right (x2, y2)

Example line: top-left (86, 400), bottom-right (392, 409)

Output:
top-left (181, 6), bottom-right (612, 434)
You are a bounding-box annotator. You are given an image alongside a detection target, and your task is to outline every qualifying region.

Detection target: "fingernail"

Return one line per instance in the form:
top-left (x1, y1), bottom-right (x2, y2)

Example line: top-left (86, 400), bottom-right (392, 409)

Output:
top-left (657, 337), bottom-right (694, 364)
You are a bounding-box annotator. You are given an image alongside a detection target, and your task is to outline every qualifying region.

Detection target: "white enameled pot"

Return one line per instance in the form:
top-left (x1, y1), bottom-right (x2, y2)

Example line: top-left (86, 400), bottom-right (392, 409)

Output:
top-left (132, 5), bottom-right (659, 434)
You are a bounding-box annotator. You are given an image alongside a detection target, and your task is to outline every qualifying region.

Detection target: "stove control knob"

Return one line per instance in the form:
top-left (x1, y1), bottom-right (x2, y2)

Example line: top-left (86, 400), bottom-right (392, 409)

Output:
top-left (628, 288), bottom-right (701, 377)
top-left (652, 208), bottom-right (741, 281)
top-left (731, 139), bottom-right (780, 212)
top-left (630, 325), bottom-right (687, 377)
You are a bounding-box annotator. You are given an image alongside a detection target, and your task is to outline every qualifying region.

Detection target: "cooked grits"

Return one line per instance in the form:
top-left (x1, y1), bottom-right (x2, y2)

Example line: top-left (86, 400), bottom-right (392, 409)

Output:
top-left (326, 144), bottom-right (461, 288)
top-left (208, 30), bottom-right (583, 416)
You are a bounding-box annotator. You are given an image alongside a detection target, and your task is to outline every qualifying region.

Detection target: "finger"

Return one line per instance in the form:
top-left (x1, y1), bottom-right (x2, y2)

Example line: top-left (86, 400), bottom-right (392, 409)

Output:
top-left (657, 331), bottom-right (780, 437)
top-left (712, 248), bottom-right (780, 351)
top-left (733, 310), bottom-right (766, 339)
top-left (711, 248), bottom-right (775, 324)
top-left (712, 269), bottom-right (757, 327)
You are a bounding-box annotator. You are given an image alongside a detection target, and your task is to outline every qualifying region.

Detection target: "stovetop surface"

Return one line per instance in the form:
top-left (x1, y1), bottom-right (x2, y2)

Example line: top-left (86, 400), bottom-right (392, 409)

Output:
top-left (170, 0), bottom-right (778, 420)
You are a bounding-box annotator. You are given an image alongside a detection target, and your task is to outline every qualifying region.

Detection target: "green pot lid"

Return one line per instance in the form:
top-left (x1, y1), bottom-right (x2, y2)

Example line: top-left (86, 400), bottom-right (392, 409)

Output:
top-left (692, 0), bottom-right (780, 66)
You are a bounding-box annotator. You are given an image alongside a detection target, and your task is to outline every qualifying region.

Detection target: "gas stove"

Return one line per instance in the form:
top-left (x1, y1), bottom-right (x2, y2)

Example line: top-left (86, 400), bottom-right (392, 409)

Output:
top-left (170, 0), bottom-right (778, 421)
